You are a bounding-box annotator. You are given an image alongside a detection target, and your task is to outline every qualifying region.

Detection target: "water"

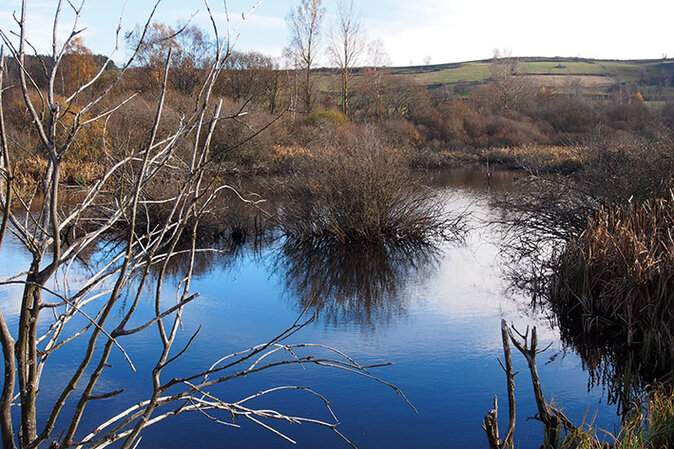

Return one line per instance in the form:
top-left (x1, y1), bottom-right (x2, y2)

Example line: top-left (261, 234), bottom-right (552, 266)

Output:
top-left (0, 169), bottom-right (619, 448)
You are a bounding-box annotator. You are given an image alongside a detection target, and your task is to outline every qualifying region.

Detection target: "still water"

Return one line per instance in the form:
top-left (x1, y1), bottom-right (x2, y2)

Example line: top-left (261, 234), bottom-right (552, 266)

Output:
top-left (0, 169), bottom-right (618, 448)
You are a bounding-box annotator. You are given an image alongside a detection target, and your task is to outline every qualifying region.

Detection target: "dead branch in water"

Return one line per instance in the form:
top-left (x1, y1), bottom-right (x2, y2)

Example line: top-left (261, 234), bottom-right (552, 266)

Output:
top-left (486, 321), bottom-right (591, 449)
top-left (483, 319), bottom-right (517, 449)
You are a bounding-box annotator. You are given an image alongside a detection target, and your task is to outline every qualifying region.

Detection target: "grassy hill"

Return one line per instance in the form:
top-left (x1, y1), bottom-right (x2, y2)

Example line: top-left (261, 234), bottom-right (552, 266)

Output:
top-left (385, 57), bottom-right (674, 102)
top-left (314, 57), bottom-right (674, 103)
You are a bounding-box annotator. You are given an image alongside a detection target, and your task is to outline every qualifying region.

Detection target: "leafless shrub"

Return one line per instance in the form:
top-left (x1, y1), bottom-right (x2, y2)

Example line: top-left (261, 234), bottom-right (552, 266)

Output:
top-left (277, 128), bottom-right (464, 244)
top-left (576, 132), bottom-right (674, 204)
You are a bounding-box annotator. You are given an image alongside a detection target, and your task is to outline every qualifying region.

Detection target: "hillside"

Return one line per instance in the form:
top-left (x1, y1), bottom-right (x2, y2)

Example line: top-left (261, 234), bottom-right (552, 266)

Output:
top-left (313, 57), bottom-right (674, 104)
top-left (388, 57), bottom-right (674, 102)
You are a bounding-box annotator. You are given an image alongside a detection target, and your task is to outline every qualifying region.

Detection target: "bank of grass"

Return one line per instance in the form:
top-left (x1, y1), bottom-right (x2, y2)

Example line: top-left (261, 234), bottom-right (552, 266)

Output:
top-left (377, 143), bottom-right (588, 173)
top-left (19, 142), bottom-right (590, 185)
top-left (408, 147), bottom-right (480, 169)
top-left (270, 143), bottom-right (592, 176)
top-left (480, 145), bottom-right (584, 173)
top-left (12, 156), bottom-right (104, 190)
top-left (558, 388), bottom-right (674, 449)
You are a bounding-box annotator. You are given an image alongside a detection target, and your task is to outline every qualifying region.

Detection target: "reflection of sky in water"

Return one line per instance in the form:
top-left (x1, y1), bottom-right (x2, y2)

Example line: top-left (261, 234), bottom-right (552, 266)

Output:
top-left (0, 234), bottom-right (34, 321)
top-left (0, 174), bottom-right (619, 449)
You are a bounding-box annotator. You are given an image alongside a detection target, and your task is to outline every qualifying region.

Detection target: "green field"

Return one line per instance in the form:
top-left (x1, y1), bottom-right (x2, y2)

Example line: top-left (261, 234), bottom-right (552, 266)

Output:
top-left (312, 57), bottom-right (674, 102)
top-left (382, 57), bottom-right (674, 100)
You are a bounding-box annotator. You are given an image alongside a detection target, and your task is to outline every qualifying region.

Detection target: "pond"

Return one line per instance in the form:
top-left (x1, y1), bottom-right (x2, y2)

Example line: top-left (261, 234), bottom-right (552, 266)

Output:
top-left (0, 168), bottom-right (619, 448)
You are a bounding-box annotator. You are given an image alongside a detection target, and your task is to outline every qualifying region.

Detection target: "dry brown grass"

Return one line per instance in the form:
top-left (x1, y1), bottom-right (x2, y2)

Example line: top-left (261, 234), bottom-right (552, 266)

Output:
top-left (270, 144), bottom-right (314, 161)
top-left (549, 194), bottom-right (674, 384)
top-left (497, 134), bottom-right (674, 412)
top-left (13, 157), bottom-right (104, 189)
top-left (482, 144), bottom-right (583, 173)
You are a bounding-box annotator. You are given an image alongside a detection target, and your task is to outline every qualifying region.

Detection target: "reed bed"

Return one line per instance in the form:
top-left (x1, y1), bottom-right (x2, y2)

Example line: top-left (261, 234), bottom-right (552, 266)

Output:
top-left (549, 193), bottom-right (674, 383)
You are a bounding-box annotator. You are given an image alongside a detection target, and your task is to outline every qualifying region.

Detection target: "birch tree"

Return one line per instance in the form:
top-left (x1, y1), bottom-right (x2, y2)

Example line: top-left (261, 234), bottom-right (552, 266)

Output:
top-left (285, 0), bottom-right (325, 112)
top-left (328, 0), bottom-right (365, 117)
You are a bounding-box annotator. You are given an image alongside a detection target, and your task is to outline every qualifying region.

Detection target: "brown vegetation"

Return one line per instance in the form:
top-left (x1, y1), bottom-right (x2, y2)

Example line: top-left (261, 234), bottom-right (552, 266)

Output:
top-left (4, 28), bottom-right (673, 184)
top-left (549, 195), bottom-right (674, 389)
top-left (277, 129), bottom-right (462, 244)
top-left (498, 131), bottom-right (674, 418)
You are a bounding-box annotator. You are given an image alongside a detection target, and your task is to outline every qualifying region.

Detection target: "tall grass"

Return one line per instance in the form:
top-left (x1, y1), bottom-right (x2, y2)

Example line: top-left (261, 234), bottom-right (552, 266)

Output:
top-left (497, 134), bottom-right (674, 402)
top-left (548, 194), bottom-right (674, 396)
top-left (558, 388), bottom-right (674, 449)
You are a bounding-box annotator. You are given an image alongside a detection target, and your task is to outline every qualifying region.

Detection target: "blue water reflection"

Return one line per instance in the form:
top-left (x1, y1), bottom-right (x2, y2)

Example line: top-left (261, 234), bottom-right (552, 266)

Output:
top-left (0, 171), bottom-right (618, 448)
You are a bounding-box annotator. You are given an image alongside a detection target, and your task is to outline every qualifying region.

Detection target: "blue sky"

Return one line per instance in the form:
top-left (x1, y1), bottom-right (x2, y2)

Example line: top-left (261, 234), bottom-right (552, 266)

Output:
top-left (1, 0), bottom-right (673, 66)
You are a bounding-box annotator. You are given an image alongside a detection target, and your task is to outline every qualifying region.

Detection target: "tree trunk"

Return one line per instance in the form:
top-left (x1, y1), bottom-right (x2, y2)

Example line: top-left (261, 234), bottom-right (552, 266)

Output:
top-left (304, 66), bottom-right (312, 112)
top-left (0, 310), bottom-right (16, 449)
top-left (342, 70), bottom-right (349, 117)
top-left (16, 264), bottom-right (44, 447)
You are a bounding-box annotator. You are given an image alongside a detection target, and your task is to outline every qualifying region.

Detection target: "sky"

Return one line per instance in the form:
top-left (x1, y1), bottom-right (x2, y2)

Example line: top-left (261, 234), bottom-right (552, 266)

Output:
top-left (0, 0), bottom-right (672, 67)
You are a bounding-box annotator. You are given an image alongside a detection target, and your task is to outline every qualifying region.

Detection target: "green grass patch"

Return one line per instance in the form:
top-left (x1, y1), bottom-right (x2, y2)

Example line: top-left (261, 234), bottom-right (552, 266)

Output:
top-left (404, 63), bottom-right (492, 86)
top-left (384, 58), bottom-right (670, 89)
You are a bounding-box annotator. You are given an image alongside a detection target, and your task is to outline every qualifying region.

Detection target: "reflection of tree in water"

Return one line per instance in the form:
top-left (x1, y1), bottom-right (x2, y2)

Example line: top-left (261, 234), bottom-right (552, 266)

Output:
top-left (551, 297), bottom-right (673, 413)
top-left (85, 205), bottom-right (276, 316)
top-left (277, 238), bottom-right (440, 327)
top-left (157, 227), bottom-right (274, 281)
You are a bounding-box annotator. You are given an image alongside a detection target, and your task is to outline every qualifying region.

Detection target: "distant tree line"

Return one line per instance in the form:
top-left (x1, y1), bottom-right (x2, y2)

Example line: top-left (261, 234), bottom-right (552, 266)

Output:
top-left (2, 0), bottom-right (673, 178)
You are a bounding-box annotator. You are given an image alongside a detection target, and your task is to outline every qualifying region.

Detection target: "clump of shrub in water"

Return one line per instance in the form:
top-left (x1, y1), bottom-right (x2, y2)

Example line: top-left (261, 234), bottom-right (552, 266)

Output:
top-left (279, 129), bottom-right (462, 245)
top-left (548, 193), bottom-right (674, 388)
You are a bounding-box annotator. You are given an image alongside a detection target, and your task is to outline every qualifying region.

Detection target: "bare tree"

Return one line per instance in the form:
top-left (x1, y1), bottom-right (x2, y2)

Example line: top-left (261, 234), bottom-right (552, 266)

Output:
top-left (0, 2), bottom-right (407, 448)
top-left (220, 50), bottom-right (282, 113)
top-left (327, 0), bottom-right (365, 117)
top-left (366, 38), bottom-right (391, 68)
top-left (285, 0), bottom-right (325, 112)
top-left (127, 21), bottom-right (213, 94)
top-left (490, 47), bottom-right (528, 112)
top-left (170, 24), bottom-right (213, 94)
top-left (129, 21), bottom-right (181, 89)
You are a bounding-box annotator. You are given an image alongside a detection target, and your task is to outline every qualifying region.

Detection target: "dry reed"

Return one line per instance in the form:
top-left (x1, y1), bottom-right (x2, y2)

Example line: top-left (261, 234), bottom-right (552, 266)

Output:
top-left (549, 193), bottom-right (674, 387)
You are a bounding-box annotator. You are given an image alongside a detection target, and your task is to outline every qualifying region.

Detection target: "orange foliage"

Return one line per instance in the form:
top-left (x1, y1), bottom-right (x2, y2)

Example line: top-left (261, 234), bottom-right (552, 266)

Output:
top-left (60, 36), bottom-right (98, 95)
top-left (54, 95), bottom-right (106, 162)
